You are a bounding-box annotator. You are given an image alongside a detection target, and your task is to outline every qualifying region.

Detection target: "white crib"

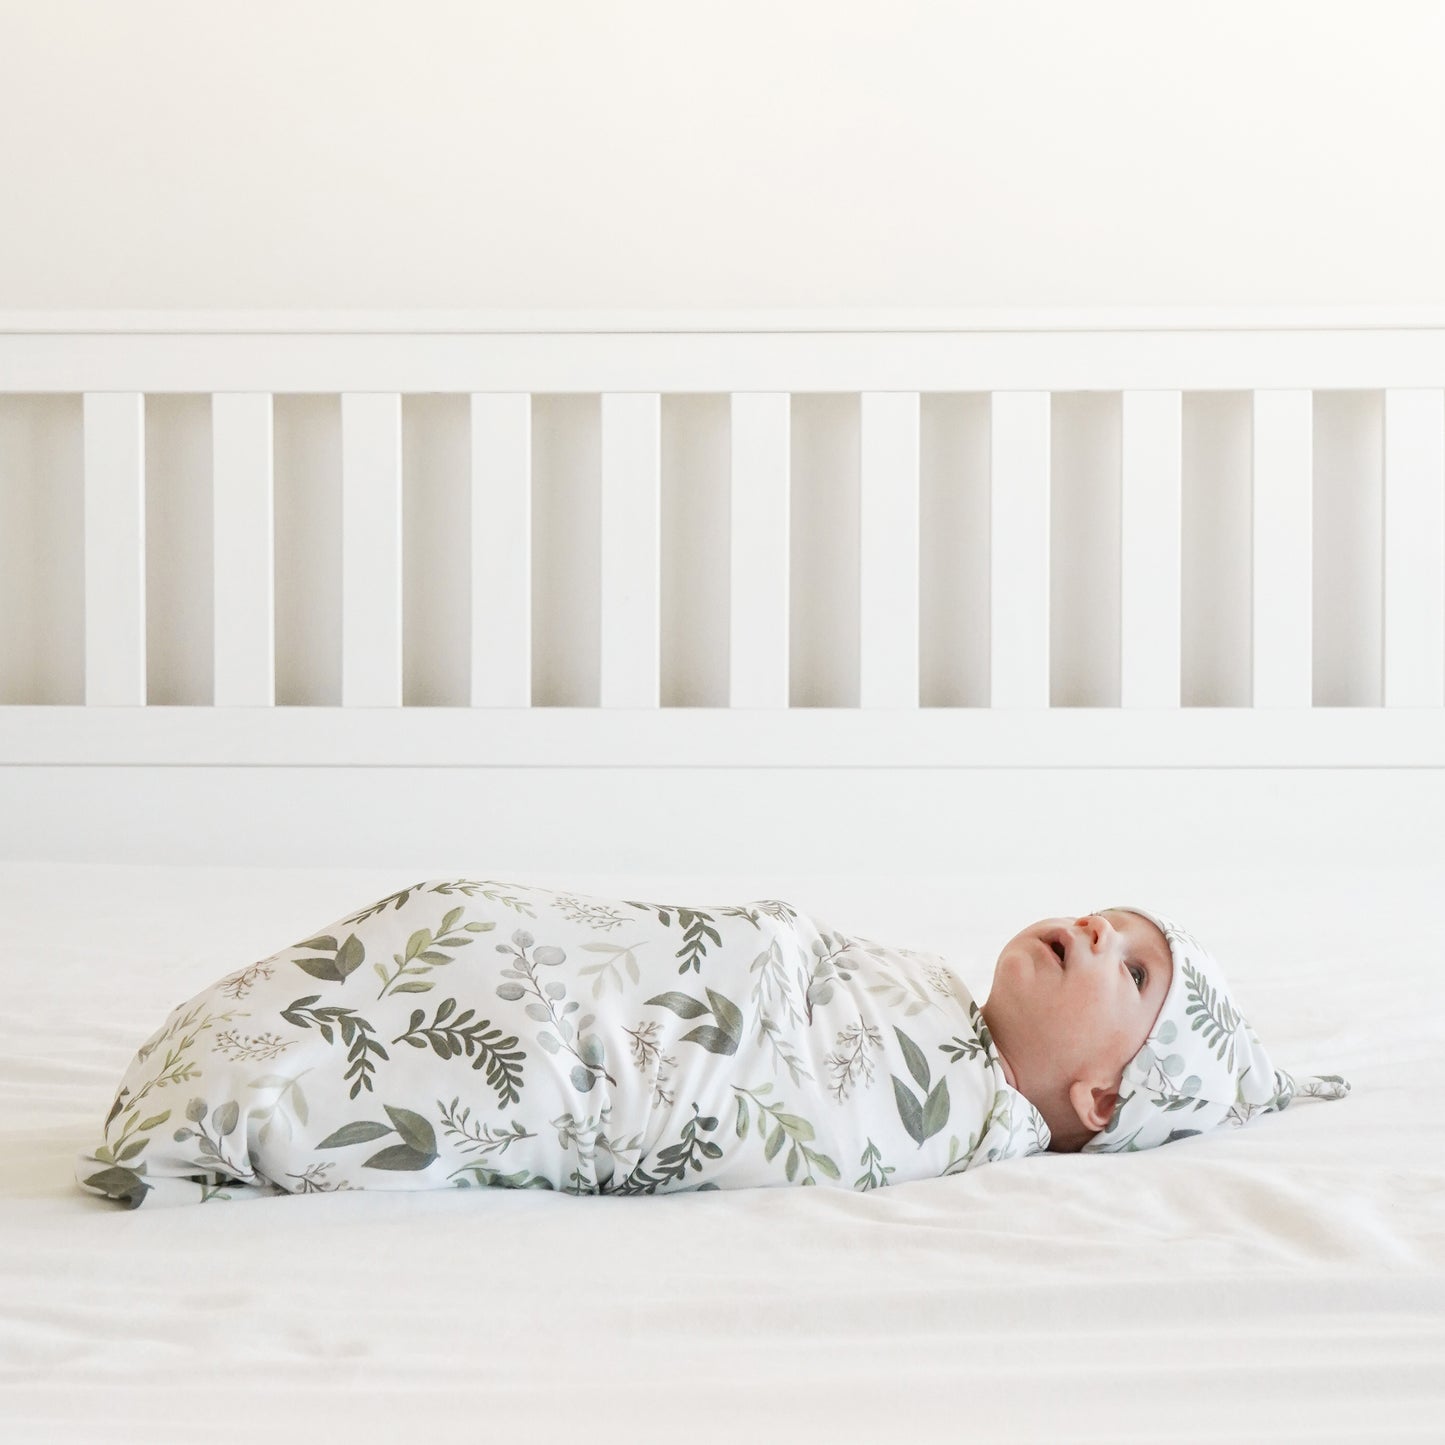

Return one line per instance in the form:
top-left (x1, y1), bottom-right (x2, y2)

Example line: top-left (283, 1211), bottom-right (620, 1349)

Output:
top-left (0, 307), bottom-right (1441, 875)
top-left (2, 310), bottom-right (1443, 1445)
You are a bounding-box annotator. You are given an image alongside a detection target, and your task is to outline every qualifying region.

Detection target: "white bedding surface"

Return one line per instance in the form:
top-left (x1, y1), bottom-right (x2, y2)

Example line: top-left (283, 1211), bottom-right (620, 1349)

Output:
top-left (2, 861), bottom-right (1442, 1444)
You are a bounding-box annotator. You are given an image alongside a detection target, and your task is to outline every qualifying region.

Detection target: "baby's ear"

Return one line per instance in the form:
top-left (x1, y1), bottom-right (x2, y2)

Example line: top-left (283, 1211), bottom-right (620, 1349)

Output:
top-left (1068, 1079), bottom-right (1120, 1134)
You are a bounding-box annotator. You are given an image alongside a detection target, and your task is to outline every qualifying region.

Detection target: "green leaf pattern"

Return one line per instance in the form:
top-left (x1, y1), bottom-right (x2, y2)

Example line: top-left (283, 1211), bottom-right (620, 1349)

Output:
top-left (76, 879), bottom-right (1049, 1208)
top-left (1080, 909), bottom-right (1351, 1154)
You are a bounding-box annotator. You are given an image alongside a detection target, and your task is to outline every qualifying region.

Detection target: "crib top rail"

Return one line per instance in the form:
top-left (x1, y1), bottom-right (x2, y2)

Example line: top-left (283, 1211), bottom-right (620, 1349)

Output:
top-left (0, 308), bottom-right (1442, 768)
top-left (3, 307), bottom-right (1445, 393)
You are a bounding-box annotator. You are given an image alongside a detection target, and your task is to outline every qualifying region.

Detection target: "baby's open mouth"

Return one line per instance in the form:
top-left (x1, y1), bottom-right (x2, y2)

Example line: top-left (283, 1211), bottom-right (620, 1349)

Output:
top-left (1045, 932), bottom-right (1067, 967)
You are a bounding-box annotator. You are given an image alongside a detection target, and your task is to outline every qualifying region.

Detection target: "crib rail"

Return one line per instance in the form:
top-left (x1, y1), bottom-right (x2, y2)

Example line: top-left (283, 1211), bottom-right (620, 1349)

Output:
top-left (0, 310), bottom-right (1442, 768)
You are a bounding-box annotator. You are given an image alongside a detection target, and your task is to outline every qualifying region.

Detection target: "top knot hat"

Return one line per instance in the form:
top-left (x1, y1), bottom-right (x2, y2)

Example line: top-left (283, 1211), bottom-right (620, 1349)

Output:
top-left (1080, 905), bottom-right (1350, 1153)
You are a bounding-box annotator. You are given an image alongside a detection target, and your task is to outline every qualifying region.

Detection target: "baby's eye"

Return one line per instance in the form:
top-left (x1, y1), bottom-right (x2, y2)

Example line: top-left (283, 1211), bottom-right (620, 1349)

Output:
top-left (1129, 963), bottom-right (1146, 991)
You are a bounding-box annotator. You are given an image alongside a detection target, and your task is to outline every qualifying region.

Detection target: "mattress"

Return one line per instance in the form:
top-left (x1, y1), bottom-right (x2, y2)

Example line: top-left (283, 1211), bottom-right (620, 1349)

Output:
top-left (2, 861), bottom-right (1442, 1443)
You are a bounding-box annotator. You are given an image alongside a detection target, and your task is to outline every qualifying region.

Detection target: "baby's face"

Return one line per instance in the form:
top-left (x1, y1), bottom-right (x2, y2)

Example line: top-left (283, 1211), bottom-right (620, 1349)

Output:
top-left (980, 909), bottom-right (1174, 1146)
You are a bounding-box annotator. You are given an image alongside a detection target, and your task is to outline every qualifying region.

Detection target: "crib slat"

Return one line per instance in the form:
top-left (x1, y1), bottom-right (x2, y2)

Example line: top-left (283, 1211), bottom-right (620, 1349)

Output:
top-left (82, 392), bottom-right (146, 705)
top-left (1251, 391), bottom-right (1313, 707)
top-left (859, 392), bottom-right (921, 707)
top-left (729, 392), bottom-right (791, 707)
top-left (600, 393), bottom-right (661, 708)
top-left (340, 393), bottom-right (403, 707)
top-left (1383, 389), bottom-right (1445, 706)
top-left (211, 393), bottom-right (275, 705)
top-left (990, 391), bottom-right (1051, 707)
top-left (1120, 390), bottom-right (1183, 707)
top-left (469, 393), bottom-right (532, 707)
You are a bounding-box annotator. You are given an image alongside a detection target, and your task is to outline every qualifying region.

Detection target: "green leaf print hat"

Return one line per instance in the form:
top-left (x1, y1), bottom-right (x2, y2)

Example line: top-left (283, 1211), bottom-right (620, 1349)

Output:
top-left (1079, 905), bottom-right (1351, 1154)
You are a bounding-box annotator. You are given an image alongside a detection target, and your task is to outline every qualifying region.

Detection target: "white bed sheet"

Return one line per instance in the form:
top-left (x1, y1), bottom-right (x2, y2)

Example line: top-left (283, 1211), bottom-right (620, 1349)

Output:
top-left (2, 861), bottom-right (1442, 1444)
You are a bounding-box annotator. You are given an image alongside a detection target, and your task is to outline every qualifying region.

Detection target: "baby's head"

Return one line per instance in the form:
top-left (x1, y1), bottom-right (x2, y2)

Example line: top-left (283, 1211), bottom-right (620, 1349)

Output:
top-left (980, 905), bottom-right (1350, 1154)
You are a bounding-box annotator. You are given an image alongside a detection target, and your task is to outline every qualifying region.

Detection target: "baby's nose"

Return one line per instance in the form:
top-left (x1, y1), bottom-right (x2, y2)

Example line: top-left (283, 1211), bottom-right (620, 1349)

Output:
top-left (1073, 915), bottom-right (1113, 954)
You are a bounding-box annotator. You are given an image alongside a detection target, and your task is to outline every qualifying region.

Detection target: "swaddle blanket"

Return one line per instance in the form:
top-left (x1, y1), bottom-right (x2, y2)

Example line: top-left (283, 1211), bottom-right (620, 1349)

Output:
top-left (77, 877), bottom-right (1050, 1209)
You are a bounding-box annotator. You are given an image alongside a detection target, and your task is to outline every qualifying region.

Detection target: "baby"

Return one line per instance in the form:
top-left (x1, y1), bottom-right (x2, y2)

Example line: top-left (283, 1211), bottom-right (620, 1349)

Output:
top-left (984, 907), bottom-right (1347, 1153)
top-left (76, 879), bottom-right (1349, 1208)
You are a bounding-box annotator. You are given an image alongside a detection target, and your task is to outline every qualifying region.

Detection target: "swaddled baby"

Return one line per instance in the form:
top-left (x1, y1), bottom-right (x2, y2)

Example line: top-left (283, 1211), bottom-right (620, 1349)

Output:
top-left (75, 879), bottom-right (1349, 1208)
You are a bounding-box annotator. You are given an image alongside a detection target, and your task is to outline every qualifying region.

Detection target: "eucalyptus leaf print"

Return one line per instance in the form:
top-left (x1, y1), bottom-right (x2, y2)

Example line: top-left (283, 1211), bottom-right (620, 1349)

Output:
top-left (168, 1096), bottom-right (264, 1192)
top-left (78, 877), bottom-right (1051, 1209)
top-left (1119, 1020), bottom-right (1209, 1118)
top-left (495, 929), bottom-right (616, 1092)
top-left (801, 928), bottom-right (861, 1023)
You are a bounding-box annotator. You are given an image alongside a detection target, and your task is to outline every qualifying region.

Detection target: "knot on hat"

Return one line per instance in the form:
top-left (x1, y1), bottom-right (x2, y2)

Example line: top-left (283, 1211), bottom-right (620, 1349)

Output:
top-left (1080, 905), bottom-right (1350, 1154)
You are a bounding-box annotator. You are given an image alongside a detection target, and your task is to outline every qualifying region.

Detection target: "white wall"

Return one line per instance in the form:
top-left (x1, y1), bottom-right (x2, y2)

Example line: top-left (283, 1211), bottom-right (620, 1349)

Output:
top-left (1, 0), bottom-right (1442, 311)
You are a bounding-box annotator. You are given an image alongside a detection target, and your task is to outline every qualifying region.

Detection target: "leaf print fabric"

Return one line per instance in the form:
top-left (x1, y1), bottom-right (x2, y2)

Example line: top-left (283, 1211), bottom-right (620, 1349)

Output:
top-left (76, 877), bottom-right (1051, 1209)
top-left (1081, 903), bottom-right (1351, 1154)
